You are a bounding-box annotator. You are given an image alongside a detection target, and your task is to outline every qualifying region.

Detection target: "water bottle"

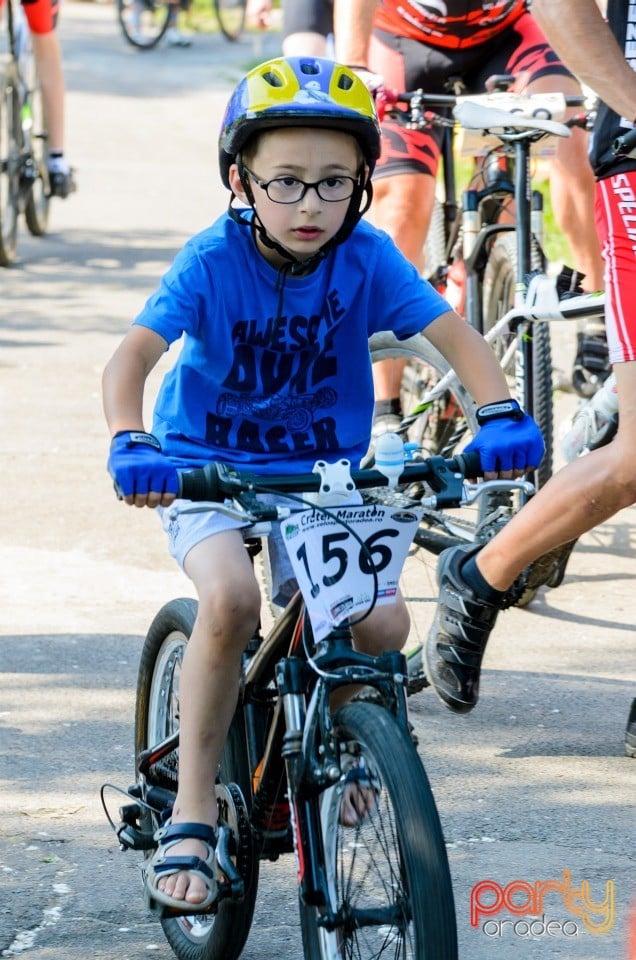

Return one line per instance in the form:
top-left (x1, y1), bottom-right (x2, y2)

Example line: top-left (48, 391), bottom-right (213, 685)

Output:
top-left (561, 372), bottom-right (618, 462)
top-left (374, 432), bottom-right (405, 487)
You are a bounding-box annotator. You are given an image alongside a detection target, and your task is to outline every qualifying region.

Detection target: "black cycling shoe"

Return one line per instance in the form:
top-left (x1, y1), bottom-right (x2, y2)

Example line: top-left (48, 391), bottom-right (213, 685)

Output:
top-left (625, 698), bottom-right (636, 758)
top-left (48, 168), bottom-right (77, 199)
top-left (425, 543), bottom-right (501, 713)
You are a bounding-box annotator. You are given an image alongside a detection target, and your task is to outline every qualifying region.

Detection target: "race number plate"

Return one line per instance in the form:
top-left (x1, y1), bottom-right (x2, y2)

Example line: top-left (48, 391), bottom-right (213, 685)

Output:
top-left (281, 503), bottom-right (423, 641)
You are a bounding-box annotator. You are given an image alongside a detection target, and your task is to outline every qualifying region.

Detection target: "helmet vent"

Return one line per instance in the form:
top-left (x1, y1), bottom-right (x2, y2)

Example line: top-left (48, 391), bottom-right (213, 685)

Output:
top-left (262, 70), bottom-right (283, 87)
top-left (338, 74), bottom-right (354, 90)
top-left (300, 61), bottom-right (320, 75)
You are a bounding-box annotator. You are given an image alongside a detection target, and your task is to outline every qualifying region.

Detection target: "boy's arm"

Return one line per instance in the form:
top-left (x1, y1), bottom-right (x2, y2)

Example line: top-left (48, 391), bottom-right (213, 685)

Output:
top-left (424, 310), bottom-right (510, 406)
top-left (102, 325), bottom-right (168, 436)
top-left (424, 310), bottom-right (544, 478)
top-left (333, 0), bottom-right (377, 67)
top-left (532, 0), bottom-right (636, 121)
top-left (103, 325), bottom-right (177, 508)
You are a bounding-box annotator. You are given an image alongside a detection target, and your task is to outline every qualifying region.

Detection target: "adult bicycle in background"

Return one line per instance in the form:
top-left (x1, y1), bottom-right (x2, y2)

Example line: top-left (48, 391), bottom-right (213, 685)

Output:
top-left (117, 0), bottom-right (246, 50)
top-left (367, 84), bottom-right (606, 605)
top-left (0, 0), bottom-right (50, 265)
top-left (98, 447), bottom-right (514, 960)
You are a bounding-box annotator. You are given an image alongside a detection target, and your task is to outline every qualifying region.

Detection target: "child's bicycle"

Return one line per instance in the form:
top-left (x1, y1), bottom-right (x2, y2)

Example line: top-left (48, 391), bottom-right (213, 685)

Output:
top-left (0, 0), bottom-right (50, 266)
top-left (101, 447), bottom-right (527, 960)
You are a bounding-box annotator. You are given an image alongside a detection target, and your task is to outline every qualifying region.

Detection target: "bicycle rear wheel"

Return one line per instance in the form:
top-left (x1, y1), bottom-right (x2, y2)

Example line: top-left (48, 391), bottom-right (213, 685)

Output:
top-left (0, 56), bottom-right (21, 266)
top-left (482, 232), bottom-right (553, 487)
top-left (135, 597), bottom-right (259, 960)
top-left (213, 0), bottom-right (245, 41)
top-left (299, 701), bottom-right (458, 959)
top-left (117, 0), bottom-right (172, 49)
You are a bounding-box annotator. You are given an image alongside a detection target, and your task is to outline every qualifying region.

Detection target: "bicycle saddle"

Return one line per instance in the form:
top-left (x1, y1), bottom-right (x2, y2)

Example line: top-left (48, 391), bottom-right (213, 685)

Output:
top-left (454, 100), bottom-right (571, 139)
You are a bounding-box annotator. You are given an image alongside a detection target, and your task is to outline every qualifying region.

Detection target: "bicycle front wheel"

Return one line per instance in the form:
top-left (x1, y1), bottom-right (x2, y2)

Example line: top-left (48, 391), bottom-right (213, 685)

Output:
top-left (117, 0), bottom-right (172, 49)
top-left (23, 54), bottom-right (50, 236)
top-left (0, 56), bottom-right (21, 266)
top-left (300, 701), bottom-right (458, 960)
top-left (213, 0), bottom-right (246, 41)
top-left (135, 597), bottom-right (259, 960)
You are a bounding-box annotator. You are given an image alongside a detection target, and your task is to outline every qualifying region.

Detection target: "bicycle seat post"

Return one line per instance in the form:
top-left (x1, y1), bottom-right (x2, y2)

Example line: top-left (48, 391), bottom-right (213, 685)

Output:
top-left (513, 137), bottom-right (534, 290)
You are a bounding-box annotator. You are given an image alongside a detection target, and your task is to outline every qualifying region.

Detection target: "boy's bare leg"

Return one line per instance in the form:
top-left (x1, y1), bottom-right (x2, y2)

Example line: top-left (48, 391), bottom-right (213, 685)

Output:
top-left (156, 531), bottom-right (261, 906)
top-left (31, 31), bottom-right (65, 152)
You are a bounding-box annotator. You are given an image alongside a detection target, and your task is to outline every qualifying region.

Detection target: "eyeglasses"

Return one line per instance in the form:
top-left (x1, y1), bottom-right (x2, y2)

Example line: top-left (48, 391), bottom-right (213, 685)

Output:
top-left (243, 166), bottom-right (359, 204)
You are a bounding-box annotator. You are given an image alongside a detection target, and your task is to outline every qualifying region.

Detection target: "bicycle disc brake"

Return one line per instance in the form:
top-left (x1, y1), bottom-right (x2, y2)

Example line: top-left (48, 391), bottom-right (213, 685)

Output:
top-left (215, 782), bottom-right (253, 901)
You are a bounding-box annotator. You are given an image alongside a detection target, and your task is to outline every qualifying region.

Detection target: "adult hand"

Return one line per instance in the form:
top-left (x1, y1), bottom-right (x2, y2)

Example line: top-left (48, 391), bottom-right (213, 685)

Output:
top-left (465, 413), bottom-right (545, 479)
top-left (108, 431), bottom-right (179, 508)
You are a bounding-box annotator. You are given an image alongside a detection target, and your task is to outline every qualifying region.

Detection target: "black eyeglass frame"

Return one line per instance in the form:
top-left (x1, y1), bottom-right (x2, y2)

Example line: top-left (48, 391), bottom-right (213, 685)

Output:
top-left (242, 165), bottom-right (362, 204)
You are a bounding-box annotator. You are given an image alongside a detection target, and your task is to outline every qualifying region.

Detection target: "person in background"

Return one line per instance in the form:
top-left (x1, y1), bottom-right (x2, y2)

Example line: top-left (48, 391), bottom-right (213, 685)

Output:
top-left (246, 0), bottom-right (333, 56)
top-left (333, 0), bottom-right (604, 433)
top-left (22, 0), bottom-right (76, 197)
top-left (424, 0), bottom-right (636, 756)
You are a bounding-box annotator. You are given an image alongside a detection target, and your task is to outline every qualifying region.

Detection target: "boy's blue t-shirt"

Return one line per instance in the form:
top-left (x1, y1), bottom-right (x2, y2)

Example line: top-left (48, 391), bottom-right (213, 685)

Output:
top-left (133, 212), bottom-right (451, 474)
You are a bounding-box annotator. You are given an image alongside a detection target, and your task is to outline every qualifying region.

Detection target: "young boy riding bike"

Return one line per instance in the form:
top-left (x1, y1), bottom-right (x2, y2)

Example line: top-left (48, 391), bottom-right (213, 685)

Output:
top-left (102, 56), bottom-right (543, 912)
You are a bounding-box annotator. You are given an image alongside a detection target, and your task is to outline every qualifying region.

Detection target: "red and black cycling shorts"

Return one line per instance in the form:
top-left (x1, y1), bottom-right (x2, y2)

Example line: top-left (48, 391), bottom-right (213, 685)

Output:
top-left (596, 171), bottom-right (636, 365)
top-left (21, 0), bottom-right (60, 35)
top-left (370, 12), bottom-right (573, 180)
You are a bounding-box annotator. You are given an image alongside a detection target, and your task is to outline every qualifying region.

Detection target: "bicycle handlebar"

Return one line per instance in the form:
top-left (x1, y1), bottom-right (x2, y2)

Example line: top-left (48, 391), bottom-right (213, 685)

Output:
top-left (177, 452), bottom-right (482, 505)
top-left (379, 88), bottom-right (587, 132)
top-left (613, 127), bottom-right (636, 158)
top-left (383, 88), bottom-right (586, 111)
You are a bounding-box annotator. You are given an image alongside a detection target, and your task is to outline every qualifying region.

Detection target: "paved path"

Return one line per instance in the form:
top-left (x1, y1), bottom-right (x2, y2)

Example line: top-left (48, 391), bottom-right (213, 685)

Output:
top-left (0, 4), bottom-right (634, 958)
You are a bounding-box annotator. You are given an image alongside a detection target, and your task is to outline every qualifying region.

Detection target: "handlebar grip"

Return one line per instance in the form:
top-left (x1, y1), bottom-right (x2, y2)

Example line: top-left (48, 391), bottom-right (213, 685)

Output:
top-left (613, 127), bottom-right (636, 157)
top-left (453, 451), bottom-right (482, 479)
top-left (178, 463), bottom-right (223, 501)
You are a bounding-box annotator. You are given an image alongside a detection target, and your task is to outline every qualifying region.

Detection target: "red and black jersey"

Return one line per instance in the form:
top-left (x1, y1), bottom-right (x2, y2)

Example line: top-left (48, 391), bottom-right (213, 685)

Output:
top-left (374, 1), bottom-right (528, 49)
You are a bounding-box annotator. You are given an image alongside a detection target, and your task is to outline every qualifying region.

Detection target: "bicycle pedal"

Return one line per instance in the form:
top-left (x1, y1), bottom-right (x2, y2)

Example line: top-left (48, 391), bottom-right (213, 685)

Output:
top-left (509, 539), bottom-right (578, 605)
top-left (214, 824), bottom-right (244, 900)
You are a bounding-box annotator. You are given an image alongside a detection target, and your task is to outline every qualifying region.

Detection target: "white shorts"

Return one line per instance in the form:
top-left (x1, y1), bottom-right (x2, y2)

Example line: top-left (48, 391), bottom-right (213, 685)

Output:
top-left (157, 498), bottom-right (298, 607)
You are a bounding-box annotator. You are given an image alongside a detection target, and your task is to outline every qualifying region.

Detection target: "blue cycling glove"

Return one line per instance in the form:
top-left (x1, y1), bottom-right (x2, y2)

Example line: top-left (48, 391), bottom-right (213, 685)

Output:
top-left (465, 400), bottom-right (545, 474)
top-left (108, 431), bottom-right (179, 498)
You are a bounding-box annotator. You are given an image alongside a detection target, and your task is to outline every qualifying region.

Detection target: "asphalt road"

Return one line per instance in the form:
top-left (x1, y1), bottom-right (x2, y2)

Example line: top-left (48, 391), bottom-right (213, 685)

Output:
top-left (0, 4), bottom-right (634, 959)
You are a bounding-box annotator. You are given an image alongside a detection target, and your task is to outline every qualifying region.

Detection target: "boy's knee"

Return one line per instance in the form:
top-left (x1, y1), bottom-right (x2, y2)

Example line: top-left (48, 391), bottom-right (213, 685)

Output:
top-left (197, 576), bottom-right (261, 634)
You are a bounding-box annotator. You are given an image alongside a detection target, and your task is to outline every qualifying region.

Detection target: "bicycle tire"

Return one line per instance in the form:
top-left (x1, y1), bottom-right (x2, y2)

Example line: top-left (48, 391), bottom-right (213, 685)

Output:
top-left (135, 597), bottom-right (259, 960)
top-left (0, 56), bottom-right (21, 266)
top-left (23, 57), bottom-right (50, 237)
top-left (299, 701), bottom-right (458, 960)
top-left (369, 331), bottom-right (488, 644)
top-left (213, 0), bottom-right (246, 41)
top-left (422, 195), bottom-right (447, 285)
top-left (117, 0), bottom-right (171, 50)
top-left (482, 232), bottom-right (554, 487)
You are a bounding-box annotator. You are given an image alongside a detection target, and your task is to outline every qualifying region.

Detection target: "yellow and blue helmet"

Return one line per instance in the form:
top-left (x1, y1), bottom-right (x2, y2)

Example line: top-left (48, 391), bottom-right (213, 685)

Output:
top-left (219, 57), bottom-right (382, 188)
